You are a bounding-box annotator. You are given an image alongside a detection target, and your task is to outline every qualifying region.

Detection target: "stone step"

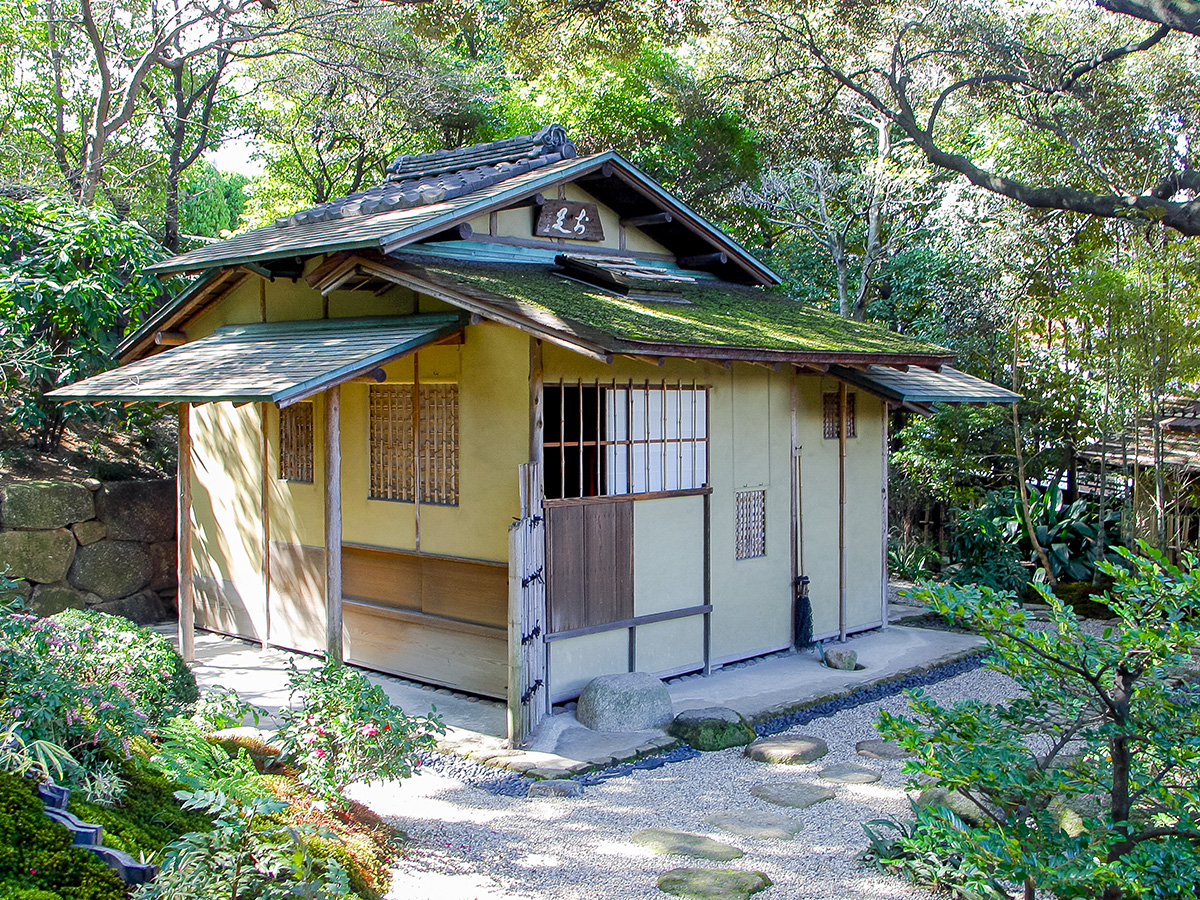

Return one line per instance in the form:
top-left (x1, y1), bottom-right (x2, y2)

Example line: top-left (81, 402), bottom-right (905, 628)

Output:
top-left (633, 828), bottom-right (743, 861)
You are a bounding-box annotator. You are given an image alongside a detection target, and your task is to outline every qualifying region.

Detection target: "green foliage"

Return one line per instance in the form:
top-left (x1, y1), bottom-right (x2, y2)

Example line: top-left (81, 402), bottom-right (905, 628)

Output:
top-left (0, 771), bottom-right (127, 900)
top-left (189, 686), bottom-right (267, 732)
top-left (276, 661), bottom-right (443, 809)
top-left (887, 530), bottom-right (941, 582)
top-left (51, 609), bottom-right (199, 722)
top-left (150, 720), bottom-right (270, 803)
top-left (880, 548), bottom-right (1200, 898)
top-left (179, 163), bottom-right (251, 239)
top-left (134, 789), bottom-right (355, 900)
top-left (0, 197), bottom-right (169, 448)
top-left (68, 754), bottom-right (213, 861)
top-left (948, 492), bottom-right (1027, 592)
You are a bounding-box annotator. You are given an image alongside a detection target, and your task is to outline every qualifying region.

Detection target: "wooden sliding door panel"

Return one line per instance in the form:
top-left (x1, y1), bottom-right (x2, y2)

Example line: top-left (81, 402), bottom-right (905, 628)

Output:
top-left (546, 499), bottom-right (633, 634)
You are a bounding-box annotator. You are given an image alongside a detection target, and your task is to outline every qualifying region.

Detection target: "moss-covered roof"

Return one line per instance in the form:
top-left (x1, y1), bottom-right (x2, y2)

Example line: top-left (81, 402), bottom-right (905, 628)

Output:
top-left (403, 257), bottom-right (949, 359)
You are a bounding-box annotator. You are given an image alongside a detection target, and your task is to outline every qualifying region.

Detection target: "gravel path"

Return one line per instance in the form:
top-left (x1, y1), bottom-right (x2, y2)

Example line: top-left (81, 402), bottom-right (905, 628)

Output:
top-left (350, 665), bottom-right (1023, 900)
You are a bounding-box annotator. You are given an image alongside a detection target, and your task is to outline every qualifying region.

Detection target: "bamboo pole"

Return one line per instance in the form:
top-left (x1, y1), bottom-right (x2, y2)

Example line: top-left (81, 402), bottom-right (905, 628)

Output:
top-left (260, 402), bottom-right (272, 649)
top-left (790, 378), bottom-right (799, 648)
top-left (325, 387), bottom-right (343, 663)
top-left (838, 382), bottom-right (848, 643)
top-left (177, 403), bottom-right (194, 663)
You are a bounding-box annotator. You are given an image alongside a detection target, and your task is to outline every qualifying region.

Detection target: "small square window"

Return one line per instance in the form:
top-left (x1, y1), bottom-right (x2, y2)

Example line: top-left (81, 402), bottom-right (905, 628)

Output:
top-left (279, 403), bottom-right (314, 483)
top-left (735, 490), bottom-right (767, 560)
top-left (823, 392), bottom-right (856, 439)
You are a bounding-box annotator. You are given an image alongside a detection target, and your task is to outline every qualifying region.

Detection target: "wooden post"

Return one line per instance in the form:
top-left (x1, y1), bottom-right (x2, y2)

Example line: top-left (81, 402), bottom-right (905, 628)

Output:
top-left (324, 387), bottom-right (343, 663)
top-left (789, 377), bottom-right (799, 648)
top-left (880, 402), bottom-right (890, 628)
top-left (530, 339), bottom-right (544, 466)
top-left (702, 490), bottom-right (712, 675)
top-left (260, 402), bottom-right (272, 649)
top-left (838, 381), bottom-right (848, 643)
top-left (177, 403), bottom-right (194, 663)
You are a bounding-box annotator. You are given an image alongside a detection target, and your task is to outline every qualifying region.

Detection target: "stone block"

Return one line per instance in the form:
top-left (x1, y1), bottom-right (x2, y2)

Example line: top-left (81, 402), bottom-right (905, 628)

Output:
top-left (668, 707), bottom-right (757, 751)
top-left (824, 647), bottom-right (858, 670)
top-left (30, 582), bottom-right (85, 616)
top-left (0, 528), bottom-right (77, 583)
top-left (93, 589), bottom-right (169, 625)
top-left (96, 480), bottom-right (176, 543)
top-left (527, 780), bottom-right (583, 798)
top-left (68, 541), bottom-right (152, 600)
top-left (72, 520), bottom-right (108, 546)
top-left (148, 540), bottom-right (178, 591)
top-left (744, 735), bottom-right (829, 765)
top-left (632, 828), bottom-right (743, 861)
top-left (657, 868), bottom-right (771, 900)
top-left (1, 480), bottom-right (94, 529)
top-left (576, 672), bottom-right (672, 732)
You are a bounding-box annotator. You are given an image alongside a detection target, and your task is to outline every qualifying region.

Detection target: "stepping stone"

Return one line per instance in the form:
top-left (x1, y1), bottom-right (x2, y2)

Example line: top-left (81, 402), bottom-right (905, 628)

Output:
top-left (744, 735), bottom-right (829, 764)
top-left (526, 780), bottom-right (584, 798)
top-left (749, 781), bottom-right (835, 809)
top-left (856, 739), bottom-right (912, 760)
top-left (819, 762), bottom-right (881, 784)
top-left (705, 808), bottom-right (804, 840)
top-left (632, 828), bottom-right (743, 861)
top-left (657, 867), bottom-right (772, 899)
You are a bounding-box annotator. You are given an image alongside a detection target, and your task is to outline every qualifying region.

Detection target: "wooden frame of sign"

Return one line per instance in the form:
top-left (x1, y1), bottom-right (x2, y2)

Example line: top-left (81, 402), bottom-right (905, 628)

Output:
top-left (534, 201), bottom-right (605, 242)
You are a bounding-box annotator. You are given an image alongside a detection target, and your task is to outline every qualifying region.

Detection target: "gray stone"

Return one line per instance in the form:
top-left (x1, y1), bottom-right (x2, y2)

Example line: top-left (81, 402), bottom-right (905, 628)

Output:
top-left (93, 589), bottom-right (168, 625)
top-left (0, 528), bottom-right (77, 583)
top-left (30, 582), bottom-right (85, 616)
top-left (527, 780), bottom-right (584, 798)
top-left (68, 541), bottom-right (152, 600)
top-left (147, 541), bottom-right (177, 591)
top-left (668, 707), bottom-right (756, 751)
top-left (749, 781), bottom-right (836, 809)
top-left (824, 647), bottom-right (858, 670)
top-left (856, 739), bottom-right (912, 760)
top-left (576, 672), bottom-right (673, 732)
top-left (704, 808), bottom-right (804, 840)
top-left (657, 868), bottom-right (771, 900)
top-left (96, 480), bottom-right (176, 543)
top-left (1, 579), bottom-right (32, 603)
top-left (526, 767), bottom-right (572, 780)
top-left (819, 762), bottom-right (881, 784)
top-left (1, 480), bottom-right (94, 529)
top-left (744, 735), bottom-right (829, 764)
top-left (916, 787), bottom-right (988, 826)
top-left (632, 828), bottom-right (743, 861)
top-left (72, 520), bottom-right (107, 546)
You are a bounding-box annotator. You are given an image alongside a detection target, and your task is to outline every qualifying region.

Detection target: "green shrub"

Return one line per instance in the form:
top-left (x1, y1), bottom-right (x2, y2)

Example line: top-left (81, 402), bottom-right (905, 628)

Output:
top-left (50, 609), bottom-right (198, 720)
top-left (276, 661), bottom-right (443, 809)
top-left (68, 755), bottom-right (212, 860)
top-left (0, 771), bottom-right (128, 900)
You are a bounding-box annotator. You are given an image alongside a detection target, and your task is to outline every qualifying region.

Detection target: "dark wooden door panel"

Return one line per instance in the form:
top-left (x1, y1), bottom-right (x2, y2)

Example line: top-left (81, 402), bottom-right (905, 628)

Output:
top-left (546, 499), bottom-right (633, 633)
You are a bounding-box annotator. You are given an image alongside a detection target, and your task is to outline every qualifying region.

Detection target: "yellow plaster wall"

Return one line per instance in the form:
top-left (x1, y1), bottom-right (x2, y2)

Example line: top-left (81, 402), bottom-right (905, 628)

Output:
top-left (794, 378), bottom-right (885, 638)
top-left (189, 401), bottom-right (266, 641)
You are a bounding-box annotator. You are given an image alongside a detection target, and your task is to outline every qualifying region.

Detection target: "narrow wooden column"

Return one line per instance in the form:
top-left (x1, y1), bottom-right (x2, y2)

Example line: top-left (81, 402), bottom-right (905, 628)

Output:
top-left (324, 387), bottom-right (343, 663)
top-left (177, 403), bottom-right (195, 663)
top-left (838, 381), bottom-right (848, 643)
top-left (880, 403), bottom-right (890, 628)
top-left (789, 377), bottom-right (799, 648)
top-left (260, 402), bottom-right (272, 649)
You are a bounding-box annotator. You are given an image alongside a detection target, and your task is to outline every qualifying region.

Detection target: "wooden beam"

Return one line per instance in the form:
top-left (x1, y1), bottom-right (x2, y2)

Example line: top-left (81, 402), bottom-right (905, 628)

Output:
top-left (530, 339), bottom-right (544, 468)
top-left (880, 402), bottom-right (890, 630)
top-left (790, 378), bottom-right (799, 649)
top-left (324, 387), bottom-right (343, 663)
top-left (628, 354), bottom-right (664, 367)
top-left (838, 381), bottom-right (848, 644)
top-left (620, 212), bottom-right (673, 227)
top-left (260, 402), bottom-right (272, 649)
top-left (177, 404), bottom-right (194, 663)
top-left (155, 330), bottom-right (187, 346)
top-left (500, 192), bottom-right (546, 210)
top-left (677, 252), bottom-right (728, 268)
top-left (347, 368), bottom-right (387, 384)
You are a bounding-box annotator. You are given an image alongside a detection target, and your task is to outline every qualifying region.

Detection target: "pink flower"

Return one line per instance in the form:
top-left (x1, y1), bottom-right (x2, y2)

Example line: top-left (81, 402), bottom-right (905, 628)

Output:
top-left (315, 725), bottom-right (325, 736)
top-left (360, 724), bottom-right (378, 737)
top-left (314, 748), bottom-right (326, 758)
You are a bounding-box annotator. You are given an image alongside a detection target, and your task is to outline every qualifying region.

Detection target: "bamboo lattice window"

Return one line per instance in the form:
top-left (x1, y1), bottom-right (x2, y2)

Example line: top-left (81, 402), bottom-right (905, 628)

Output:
top-left (823, 391), bottom-right (856, 439)
top-left (735, 489), bottom-right (767, 560)
top-left (279, 403), bottom-right (314, 483)
top-left (369, 384), bottom-right (459, 505)
top-left (542, 380), bottom-right (708, 500)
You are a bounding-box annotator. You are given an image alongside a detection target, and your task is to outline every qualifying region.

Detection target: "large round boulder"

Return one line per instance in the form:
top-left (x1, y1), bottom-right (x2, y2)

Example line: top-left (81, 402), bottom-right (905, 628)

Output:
top-left (576, 672), bottom-right (673, 732)
top-left (1, 480), bottom-right (94, 529)
top-left (0, 528), bottom-right (77, 584)
top-left (97, 480), bottom-right (176, 543)
top-left (30, 583), bottom-right (85, 617)
top-left (68, 541), bottom-right (152, 600)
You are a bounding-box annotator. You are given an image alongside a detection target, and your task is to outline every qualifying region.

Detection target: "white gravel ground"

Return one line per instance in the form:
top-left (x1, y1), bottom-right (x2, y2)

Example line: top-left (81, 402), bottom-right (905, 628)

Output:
top-left (350, 665), bottom-right (1024, 900)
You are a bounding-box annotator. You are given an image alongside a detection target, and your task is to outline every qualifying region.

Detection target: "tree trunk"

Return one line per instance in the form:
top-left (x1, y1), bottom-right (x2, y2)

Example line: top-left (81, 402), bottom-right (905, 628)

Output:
top-left (1014, 403), bottom-right (1057, 585)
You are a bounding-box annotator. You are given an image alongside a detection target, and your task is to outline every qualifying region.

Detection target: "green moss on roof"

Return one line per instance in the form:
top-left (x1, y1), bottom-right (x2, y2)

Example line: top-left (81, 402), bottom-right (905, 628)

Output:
top-left (414, 259), bottom-right (948, 356)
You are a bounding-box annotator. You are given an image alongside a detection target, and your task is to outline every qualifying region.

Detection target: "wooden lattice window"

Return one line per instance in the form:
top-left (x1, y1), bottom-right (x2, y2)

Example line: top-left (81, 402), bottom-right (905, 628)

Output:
top-left (542, 380), bottom-right (708, 500)
top-left (369, 384), bottom-right (458, 505)
top-left (279, 403), bottom-right (314, 483)
top-left (735, 489), bottom-right (767, 560)
top-left (822, 391), bottom-right (856, 439)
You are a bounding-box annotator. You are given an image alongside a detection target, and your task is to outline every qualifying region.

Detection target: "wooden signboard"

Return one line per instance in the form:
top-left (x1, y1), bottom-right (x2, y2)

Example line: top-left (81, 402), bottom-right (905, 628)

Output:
top-left (534, 201), bottom-right (604, 242)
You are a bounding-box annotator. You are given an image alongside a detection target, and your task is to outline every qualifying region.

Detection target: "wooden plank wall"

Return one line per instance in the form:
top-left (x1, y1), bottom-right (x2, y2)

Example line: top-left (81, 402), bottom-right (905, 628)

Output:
top-left (545, 499), bottom-right (633, 632)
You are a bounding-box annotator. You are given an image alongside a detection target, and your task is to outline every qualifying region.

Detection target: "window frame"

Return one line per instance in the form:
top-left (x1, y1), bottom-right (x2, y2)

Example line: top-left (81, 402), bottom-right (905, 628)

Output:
top-left (368, 382), bottom-right (459, 506)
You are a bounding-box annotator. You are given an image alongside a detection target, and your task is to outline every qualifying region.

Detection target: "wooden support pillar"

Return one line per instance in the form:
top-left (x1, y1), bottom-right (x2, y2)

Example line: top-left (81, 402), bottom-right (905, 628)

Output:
top-left (838, 381), bottom-right (848, 643)
top-left (324, 387), bottom-right (343, 663)
top-left (260, 403), bottom-right (272, 649)
top-left (177, 403), bottom-right (194, 663)
top-left (880, 403), bottom-right (890, 628)
top-left (789, 378), bottom-right (799, 648)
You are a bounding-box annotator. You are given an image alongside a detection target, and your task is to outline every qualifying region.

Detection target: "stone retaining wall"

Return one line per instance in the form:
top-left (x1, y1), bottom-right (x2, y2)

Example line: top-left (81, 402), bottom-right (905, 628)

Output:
top-left (0, 478), bottom-right (177, 624)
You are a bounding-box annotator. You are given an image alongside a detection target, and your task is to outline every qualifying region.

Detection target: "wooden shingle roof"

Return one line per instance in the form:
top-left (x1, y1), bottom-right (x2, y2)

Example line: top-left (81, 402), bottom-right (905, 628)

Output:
top-left (50, 314), bottom-right (465, 406)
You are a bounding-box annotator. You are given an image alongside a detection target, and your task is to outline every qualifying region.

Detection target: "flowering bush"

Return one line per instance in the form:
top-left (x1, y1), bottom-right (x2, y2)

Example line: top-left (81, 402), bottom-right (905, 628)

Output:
top-left (276, 661), bottom-right (443, 809)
